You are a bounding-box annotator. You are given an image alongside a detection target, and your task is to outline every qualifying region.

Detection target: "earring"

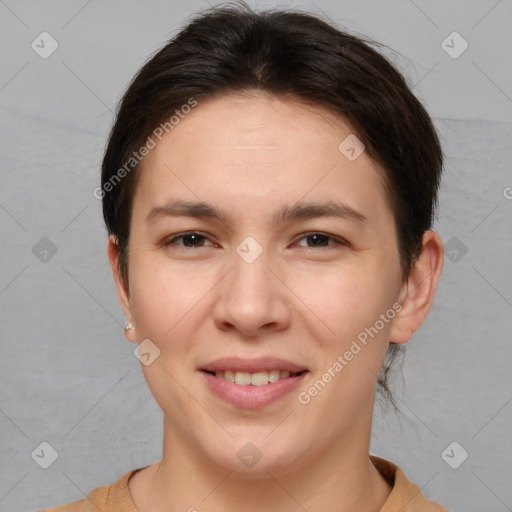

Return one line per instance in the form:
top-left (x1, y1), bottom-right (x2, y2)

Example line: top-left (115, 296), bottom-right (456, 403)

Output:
top-left (125, 322), bottom-right (135, 331)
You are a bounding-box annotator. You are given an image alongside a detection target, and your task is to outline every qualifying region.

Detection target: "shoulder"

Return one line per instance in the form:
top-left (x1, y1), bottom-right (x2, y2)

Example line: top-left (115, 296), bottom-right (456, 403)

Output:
top-left (38, 468), bottom-right (141, 512)
top-left (370, 454), bottom-right (450, 512)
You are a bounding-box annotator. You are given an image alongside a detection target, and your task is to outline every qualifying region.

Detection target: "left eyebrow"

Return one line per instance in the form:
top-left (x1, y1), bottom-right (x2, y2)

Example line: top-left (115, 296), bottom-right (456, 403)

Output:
top-left (145, 199), bottom-right (368, 225)
top-left (273, 201), bottom-right (368, 224)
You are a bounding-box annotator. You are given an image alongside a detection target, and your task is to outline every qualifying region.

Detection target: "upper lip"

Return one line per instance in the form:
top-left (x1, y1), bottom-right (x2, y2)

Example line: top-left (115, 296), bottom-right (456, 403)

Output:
top-left (201, 357), bottom-right (308, 373)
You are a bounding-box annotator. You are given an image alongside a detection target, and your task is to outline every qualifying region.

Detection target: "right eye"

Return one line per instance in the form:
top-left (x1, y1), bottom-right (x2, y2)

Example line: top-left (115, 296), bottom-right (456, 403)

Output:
top-left (162, 231), bottom-right (217, 249)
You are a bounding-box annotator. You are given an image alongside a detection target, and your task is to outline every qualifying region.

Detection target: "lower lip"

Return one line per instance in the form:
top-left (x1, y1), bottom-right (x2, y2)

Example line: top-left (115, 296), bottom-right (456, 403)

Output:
top-left (201, 371), bottom-right (308, 409)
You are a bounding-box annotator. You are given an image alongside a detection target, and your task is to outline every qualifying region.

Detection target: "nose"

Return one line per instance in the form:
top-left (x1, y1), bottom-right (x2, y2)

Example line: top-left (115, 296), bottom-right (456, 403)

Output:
top-left (211, 244), bottom-right (292, 337)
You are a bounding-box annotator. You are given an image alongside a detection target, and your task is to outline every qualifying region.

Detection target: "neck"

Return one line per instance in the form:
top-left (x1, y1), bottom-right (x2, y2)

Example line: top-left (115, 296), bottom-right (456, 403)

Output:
top-left (129, 413), bottom-right (392, 512)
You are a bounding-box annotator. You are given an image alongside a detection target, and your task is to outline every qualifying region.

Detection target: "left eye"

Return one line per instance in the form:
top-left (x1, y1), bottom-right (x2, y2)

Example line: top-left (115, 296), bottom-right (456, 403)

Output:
top-left (294, 232), bottom-right (346, 248)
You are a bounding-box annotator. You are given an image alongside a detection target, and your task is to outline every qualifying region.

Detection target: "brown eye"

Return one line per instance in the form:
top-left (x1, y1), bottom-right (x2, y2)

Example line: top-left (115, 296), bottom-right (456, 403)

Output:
top-left (295, 232), bottom-right (347, 248)
top-left (163, 232), bottom-right (214, 248)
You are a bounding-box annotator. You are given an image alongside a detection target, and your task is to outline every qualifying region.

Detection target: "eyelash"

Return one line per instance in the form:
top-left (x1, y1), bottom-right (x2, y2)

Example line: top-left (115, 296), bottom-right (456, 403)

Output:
top-left (162, 231), bottom-right (347, 249)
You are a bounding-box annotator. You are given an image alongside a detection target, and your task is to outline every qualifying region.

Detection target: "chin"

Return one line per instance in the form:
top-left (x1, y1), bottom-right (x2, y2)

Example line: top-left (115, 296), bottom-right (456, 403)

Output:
top-left (202, 434), bottom-right (310, 477)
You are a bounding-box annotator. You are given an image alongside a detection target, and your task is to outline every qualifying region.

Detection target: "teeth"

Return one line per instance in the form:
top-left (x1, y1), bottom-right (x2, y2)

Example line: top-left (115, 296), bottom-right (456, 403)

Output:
top-left (212, 369), bottom-right (297, 385)
top-left (235, 372), bottom-right (251, 385)
top-left (251, 371), bottom-right (268, 386)
top-left (268, 370), bottom-right (281, 383)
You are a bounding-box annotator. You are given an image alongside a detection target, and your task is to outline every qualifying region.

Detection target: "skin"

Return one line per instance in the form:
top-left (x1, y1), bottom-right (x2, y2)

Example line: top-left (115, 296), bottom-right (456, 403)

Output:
top-left (108, 90), bottom-right (444, 512)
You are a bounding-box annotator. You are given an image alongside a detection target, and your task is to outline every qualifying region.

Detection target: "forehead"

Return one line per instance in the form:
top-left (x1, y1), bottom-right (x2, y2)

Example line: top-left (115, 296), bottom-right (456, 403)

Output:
top-left (161, 90), bottom-right (360, 159)
top-left (132, 91), bottom-right (393, 227)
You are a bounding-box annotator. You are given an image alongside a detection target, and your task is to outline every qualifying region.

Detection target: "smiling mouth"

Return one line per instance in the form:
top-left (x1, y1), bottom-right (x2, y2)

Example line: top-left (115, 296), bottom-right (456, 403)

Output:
top-left (202, 369), bottom-right (308, 386)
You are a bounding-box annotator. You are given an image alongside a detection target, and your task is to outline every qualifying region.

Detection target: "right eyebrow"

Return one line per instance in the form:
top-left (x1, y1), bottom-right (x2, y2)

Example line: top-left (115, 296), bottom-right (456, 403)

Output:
top-left (146, 200), bottom-right (228, 224)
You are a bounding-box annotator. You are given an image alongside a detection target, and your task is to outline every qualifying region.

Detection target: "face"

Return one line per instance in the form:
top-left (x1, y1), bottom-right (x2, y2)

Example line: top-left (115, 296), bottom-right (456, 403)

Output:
top-left (110, 91), bottom-right (414, 476)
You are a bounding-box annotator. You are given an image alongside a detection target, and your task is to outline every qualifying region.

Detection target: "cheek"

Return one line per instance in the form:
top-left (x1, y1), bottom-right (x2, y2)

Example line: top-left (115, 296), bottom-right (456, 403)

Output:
top-left (288, 262), bottom-right (397, 348)
top-left (128, 257), bottom-right (209, 343)
top-left (127, 261), bottom-right (209, 424)
top-left (294, 266), bottom-right (397, 419)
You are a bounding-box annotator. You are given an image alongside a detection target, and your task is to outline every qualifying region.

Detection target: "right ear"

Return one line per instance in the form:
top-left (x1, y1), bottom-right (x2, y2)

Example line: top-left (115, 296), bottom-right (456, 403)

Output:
top-left (107, 235), bottom-right (137, 344)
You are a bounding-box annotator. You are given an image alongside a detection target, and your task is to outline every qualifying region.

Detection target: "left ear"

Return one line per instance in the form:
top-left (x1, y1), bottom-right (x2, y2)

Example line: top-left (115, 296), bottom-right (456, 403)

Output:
top-left (389, 230), bottom-right (444, 344)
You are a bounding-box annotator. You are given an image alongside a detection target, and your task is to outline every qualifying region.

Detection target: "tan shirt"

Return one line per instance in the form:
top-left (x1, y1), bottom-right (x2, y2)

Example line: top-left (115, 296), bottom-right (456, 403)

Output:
top-left (39, 455), bottom-right (449, 511)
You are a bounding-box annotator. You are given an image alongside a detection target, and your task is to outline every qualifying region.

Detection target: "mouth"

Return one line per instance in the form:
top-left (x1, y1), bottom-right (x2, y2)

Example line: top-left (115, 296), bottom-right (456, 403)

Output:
top-left (201, 369), bottom-right (308, 386)
top-left (199, 357), bottom-right (309, 408)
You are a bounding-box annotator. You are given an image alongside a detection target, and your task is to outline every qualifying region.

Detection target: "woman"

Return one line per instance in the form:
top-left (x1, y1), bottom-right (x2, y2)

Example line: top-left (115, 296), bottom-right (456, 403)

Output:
top-left (43, 2), bottom-right (447, 511)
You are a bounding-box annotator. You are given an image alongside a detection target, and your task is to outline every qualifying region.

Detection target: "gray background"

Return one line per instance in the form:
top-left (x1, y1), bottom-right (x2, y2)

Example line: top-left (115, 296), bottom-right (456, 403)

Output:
top-left (0, 0), bottom-right (511, 511)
